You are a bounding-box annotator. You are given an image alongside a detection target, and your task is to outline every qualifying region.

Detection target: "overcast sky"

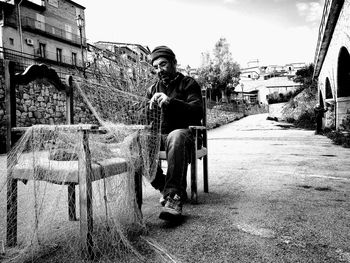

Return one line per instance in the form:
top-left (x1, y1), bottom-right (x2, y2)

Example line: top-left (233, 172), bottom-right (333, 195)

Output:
top-left (78, 0), bottom-right (325, 68)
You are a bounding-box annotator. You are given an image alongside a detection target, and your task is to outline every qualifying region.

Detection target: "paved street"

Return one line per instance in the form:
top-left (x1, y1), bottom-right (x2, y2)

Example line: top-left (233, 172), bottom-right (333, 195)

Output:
top-left (142, 113), bottom-right (350, 263)
top-left (1, 113), bottom-right (349, 262)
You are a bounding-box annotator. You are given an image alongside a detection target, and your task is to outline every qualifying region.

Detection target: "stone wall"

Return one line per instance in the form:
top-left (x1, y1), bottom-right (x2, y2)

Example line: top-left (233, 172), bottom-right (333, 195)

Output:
top-left (16, 81), bottom-right (98, 126)
top-left (0, 79), bottom-right (98, 154)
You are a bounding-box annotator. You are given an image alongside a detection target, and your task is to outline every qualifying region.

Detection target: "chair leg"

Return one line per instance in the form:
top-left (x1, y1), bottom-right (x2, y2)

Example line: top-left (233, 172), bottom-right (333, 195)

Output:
top-left (6, 177), bottom-right (17, 247)
top-left (190, 152), bottom-right (198, 204)
top-left (68, 183), bottom-right (77, 221)
top-left (134, 171), bottom-right (143, 212)
top-left (79, 131), bottom-right (94, 260)
top-left (203, 155), bottom-right (209, 193)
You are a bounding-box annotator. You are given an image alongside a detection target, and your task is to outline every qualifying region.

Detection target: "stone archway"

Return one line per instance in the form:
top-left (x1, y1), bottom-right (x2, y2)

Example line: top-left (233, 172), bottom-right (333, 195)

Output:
top-left (336, 46), bottom-right (350, 128)
top-left (324, 77), bottom-right (336, 129)
top-left (325, 77), bottom-right (333, 99)
top-left (337, 46), bottom-right (350, 97)
top-left (319, 90), bottom-right (325, 108)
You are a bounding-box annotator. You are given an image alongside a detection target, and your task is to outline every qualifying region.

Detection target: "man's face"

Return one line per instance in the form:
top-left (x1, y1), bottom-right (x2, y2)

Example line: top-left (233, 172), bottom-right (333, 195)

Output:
top-left (152, 57), bottom-right (176, 83)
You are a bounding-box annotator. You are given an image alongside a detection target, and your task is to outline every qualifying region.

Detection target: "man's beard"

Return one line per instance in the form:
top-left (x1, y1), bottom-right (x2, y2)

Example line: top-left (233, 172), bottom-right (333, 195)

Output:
top-left (158, 71), bottom-right (173, 85)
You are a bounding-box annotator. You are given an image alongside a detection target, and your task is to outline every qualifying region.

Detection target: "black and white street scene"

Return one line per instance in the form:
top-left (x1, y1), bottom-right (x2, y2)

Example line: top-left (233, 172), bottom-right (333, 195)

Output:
top-left (0, 0), bottom-right (349, 262)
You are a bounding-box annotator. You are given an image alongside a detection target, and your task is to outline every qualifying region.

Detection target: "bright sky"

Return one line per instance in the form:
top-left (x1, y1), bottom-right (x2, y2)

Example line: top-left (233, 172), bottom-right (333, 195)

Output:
top-left (77, 0), bottom-right (325, 69)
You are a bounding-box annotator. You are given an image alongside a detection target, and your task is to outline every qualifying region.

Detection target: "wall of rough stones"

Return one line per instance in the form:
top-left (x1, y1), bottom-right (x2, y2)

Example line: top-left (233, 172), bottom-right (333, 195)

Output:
top-left (0, 79), bottom-right (98, 153)
top-left (16, 81), bottom-right (98, 126)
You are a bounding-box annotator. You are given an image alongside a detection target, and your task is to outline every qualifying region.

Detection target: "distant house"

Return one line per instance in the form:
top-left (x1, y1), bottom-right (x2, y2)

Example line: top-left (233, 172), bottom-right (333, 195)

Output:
top-left (240, 60), bottom-right (306, 82)
top-left (233, 76), bottom-right (301, 105)
top-left (87, 41), bottom-right (153, 85)
top-left (284, 62), bottom-right (306, 76)
top-left (237, 59), bottom-right (304, 105)
top-left (0, 0), bottom-right (86, 75)
top-left (93, 41), bottom-right (151, 64)
top-left (240, 66), bottom-right (261, 80)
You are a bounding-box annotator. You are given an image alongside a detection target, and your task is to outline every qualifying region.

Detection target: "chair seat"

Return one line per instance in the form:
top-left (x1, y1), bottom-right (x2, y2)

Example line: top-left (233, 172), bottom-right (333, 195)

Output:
top-left (159, 147), bottom-right (207, 160)
top-left (11, 151), bottom-right (128, 184)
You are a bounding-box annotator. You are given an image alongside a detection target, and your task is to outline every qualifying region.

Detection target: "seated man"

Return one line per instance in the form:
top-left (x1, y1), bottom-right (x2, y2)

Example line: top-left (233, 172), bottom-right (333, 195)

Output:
top-left (148, 46), bottom-right (203, 221)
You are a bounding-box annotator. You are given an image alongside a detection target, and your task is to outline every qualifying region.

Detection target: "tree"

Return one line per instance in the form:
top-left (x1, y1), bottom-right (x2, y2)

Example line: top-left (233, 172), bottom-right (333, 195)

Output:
top-left (294, 63), bottom-right (317, 90)
top-left (197, 38), bottom-right (240, 102)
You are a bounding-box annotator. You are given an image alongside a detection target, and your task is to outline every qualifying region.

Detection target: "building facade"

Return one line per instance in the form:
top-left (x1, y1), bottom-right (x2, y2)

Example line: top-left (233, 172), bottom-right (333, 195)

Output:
top-left (0, 0), bottom-right (86, 75)
top-left (93, 41), bottom-right (150, 64)
top-left (313, 0), bottom-right (350, 129)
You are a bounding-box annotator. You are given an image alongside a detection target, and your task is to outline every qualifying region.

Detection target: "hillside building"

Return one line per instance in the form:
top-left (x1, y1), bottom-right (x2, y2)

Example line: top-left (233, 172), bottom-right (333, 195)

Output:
top-left (93, 41), bottom-right (151, 64)
top-left (0, 0), bottom-right (86, 76)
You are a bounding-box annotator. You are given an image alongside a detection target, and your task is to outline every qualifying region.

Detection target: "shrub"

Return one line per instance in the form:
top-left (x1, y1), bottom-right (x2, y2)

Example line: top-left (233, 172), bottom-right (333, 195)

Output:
top-left (340, 114), bottom-right (350, 131)
top-left (294, 111), bottom-right (316, 130)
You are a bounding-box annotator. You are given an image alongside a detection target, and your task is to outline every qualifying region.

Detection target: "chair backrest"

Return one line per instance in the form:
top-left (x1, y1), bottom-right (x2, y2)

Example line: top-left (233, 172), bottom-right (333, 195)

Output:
top-left (201, 89), bottom-right (207, 128)
top-left (201, 89), bottom-right (208, 149)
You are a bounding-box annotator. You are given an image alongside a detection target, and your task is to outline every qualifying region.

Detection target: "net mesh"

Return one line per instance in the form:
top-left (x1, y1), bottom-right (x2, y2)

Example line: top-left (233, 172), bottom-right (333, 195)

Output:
top-left (0, 58), bottom-right (174, 262)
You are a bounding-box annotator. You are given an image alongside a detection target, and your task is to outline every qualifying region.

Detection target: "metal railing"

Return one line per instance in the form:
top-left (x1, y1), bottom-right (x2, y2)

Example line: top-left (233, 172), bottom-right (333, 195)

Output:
top-left (0, 47), bottom-right (82, 79)
top-left (314, 0), bottom-right (331, 66)
top-left (21, 16), bottom-right (86, 46)
top-left (33, 48), bottom-right (83, 67)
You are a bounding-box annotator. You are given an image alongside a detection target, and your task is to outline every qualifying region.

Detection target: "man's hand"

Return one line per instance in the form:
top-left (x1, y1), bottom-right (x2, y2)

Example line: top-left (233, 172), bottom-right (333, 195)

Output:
top-left (149, 92), bottom-right (170, 109)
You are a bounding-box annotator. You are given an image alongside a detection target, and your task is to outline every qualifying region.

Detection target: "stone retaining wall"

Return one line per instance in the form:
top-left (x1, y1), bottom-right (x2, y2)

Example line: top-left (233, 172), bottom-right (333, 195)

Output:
top-left (0, 79), bottom-right (98, 153)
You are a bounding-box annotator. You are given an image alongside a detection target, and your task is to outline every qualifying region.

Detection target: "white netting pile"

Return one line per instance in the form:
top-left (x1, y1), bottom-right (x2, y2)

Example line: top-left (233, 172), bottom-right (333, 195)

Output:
top-left (0, 59), bottom-right (177, 262)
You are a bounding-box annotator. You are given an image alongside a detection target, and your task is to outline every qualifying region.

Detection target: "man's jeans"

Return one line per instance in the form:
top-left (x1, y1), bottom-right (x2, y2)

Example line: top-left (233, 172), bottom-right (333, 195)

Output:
top-left (151, 129), bottom-right (193, 201)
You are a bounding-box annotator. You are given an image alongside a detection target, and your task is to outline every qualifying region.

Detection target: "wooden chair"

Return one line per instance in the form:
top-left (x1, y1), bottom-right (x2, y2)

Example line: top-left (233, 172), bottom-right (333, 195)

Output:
top-left (158, 89), bottom-right (209, 203)
top-left (5, 62), bottom-right (142, 260)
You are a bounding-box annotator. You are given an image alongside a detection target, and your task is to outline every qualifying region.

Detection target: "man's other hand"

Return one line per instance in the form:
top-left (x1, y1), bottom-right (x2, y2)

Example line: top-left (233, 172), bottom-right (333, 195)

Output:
top-left (149, 92), bottom-right (170, 109)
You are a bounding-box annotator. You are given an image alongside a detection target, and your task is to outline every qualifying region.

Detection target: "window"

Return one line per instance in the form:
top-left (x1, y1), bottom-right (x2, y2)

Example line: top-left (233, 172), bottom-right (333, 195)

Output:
top-left (48, 0), bottom-right (58, 7)
top-left (39, 43), bottom-right (46, 58)
top-left (75, 7), bottom-right (83, 16)
top-left (28, 0), bottom-right (44, 5)
top-left (56, 48), bottom-right (62, 63)
top-left (65, 24), bottom-right (72, 40)
top-left (9, 38), bottom-right (14, 45)
top-left (35, 13), bottom-right (45, 31)
top-left (72, 52), bottom-right (77, 66)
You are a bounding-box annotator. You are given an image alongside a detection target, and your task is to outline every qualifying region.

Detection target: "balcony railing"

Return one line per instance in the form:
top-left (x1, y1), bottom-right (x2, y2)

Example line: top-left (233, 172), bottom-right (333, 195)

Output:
top-left (0, 47), bottom-right (82, 79)
top-left (21, 16), bottom-right (86, 46)
top-left (34, 48), bottom-right (83, 67)
top-left (0, 47), bottom-right (83, 76)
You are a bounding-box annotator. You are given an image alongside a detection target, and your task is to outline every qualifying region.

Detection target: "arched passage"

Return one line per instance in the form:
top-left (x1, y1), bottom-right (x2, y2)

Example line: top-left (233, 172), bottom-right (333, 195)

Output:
top-left (337, 46), bottom-right (350, 97)
top-left (319, 90), bottom-right (324, 108)
top-left (325, 77), bottom-right (333, 99)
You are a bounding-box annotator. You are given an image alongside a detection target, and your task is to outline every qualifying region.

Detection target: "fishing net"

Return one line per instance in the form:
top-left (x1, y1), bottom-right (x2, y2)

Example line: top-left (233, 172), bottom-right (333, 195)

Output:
top-left (0, 57), bottom-right (172, 262)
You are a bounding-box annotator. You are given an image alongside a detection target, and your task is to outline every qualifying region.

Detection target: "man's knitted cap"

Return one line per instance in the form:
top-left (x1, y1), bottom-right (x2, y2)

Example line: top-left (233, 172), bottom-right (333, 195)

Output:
top-left (150, 46), bottom-right (176, 64)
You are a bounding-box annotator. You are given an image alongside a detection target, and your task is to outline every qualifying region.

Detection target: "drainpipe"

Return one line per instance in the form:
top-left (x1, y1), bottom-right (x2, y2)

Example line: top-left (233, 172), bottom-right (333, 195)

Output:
top-left (17, 0), bottom-right (24, 54)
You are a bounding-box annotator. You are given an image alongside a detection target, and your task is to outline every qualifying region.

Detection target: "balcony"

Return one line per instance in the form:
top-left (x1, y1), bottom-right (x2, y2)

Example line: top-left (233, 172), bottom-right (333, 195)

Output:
top-left (21, 16), bottom-right (86, 47)
top-left (0, 47), bottom-right (83, 74)
top-left (34, 48), bottom-right (83, 68)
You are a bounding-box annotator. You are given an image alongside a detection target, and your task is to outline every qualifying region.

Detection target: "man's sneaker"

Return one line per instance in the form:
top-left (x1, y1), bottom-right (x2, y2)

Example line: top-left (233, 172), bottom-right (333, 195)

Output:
top-left (159, 194), bottom-right (182, 221)
top-left (159, 195), bottom-right (166, 206)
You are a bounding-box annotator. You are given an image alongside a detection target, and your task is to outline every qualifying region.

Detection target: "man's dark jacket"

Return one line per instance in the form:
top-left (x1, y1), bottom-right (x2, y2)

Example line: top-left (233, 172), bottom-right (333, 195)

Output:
top-left (147, 73), bottom-right (203, 134)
